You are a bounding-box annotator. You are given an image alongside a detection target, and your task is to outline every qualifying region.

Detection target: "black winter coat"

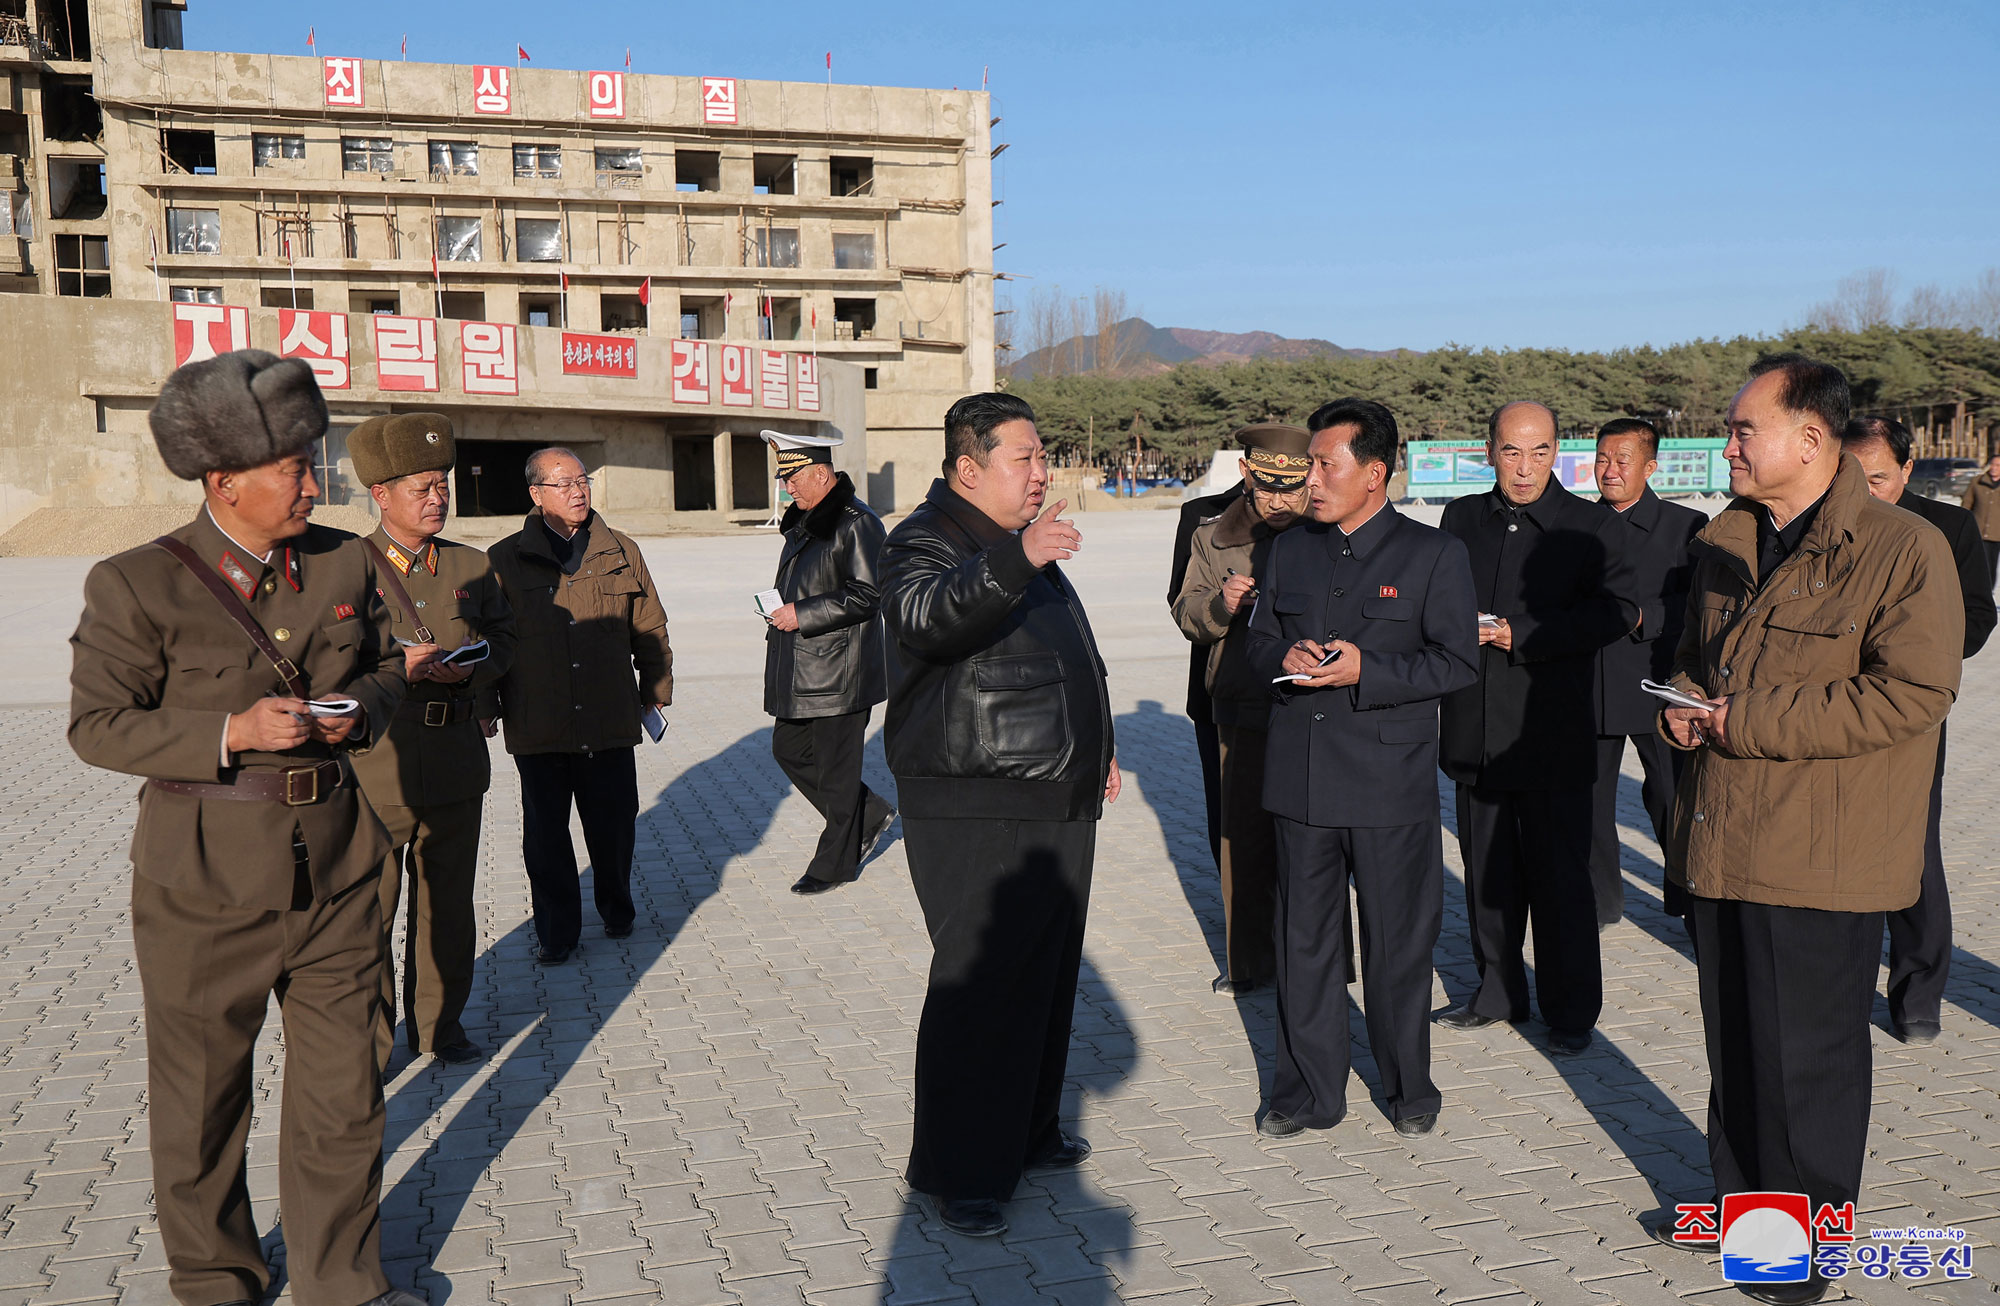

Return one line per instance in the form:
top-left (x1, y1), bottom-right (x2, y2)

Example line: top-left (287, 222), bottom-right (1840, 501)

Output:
top-left (1593, 488), bottom-right (1708, 736)
top-left (880, 479), bottom-right (1113, 821)
top-left (764, 473), bottom-right (888, 720)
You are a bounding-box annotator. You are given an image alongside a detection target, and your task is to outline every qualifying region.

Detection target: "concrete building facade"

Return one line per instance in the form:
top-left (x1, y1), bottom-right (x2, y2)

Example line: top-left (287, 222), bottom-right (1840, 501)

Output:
top-left (0, 0), bottom-right (995, 531)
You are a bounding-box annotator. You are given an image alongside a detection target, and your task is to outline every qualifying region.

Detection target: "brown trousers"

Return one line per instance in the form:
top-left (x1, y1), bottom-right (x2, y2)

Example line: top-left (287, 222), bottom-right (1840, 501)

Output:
top-left (132, 869), bottom-right (389, 1306)
top-left (1216, 722), bottom-right (1279, 984)
top-left (374, 796), bottom-right (483, 1063)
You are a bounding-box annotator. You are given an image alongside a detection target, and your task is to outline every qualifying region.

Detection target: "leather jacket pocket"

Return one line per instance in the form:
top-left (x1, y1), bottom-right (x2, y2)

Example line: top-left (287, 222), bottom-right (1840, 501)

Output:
top-left (973, 652), bottom-right (1070, 762)
top-left (792, 628), bottom-right (850, 697)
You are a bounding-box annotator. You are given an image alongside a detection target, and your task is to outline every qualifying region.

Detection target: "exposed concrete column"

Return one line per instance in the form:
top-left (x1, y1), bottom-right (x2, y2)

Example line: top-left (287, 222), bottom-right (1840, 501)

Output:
top-left (712, 431), bottom-right (732, 510)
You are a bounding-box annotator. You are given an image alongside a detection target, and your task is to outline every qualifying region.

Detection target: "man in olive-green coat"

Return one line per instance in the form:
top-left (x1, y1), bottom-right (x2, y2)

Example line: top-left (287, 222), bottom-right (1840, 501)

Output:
top-left (346, 413), bottom-right (516, 1072)
top-left (68, 350), bottom-right (420, 1306)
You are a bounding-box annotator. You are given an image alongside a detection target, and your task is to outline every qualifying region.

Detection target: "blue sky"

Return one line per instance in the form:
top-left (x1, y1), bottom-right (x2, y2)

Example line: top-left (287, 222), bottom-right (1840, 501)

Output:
top-left (191, 1), bottom-right (1999, 353)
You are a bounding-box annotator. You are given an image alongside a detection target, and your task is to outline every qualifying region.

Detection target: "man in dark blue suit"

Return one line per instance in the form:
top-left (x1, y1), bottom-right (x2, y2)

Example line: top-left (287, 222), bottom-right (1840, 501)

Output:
top-left (1589, 419), bottom-right (1708, 927)
top-left (1246, 398), bottom-right (1478, 1138)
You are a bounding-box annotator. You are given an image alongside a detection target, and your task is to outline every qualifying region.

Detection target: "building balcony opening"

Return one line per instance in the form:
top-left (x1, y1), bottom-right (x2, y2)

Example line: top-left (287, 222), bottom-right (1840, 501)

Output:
top-left (260, 286), bottom-right (313, 309)
top-left (47, 157), bottom-right (104, 219)
top-left (680, 295), bottom-right (722, 340)
top-left (830, 156), bottom-right (874, 197)
top-left (521, 295), bottom-right (560, 328)
top-left (601, 293), bottom-right (644, 332)
top-left (673, 150), bottom-right (719, 193)
top-left (759, 297), bottom-right (801, 341)
top-left (143, 1), bottom-right (183, 50)
top-left (350, 290), bottom-right (399, 315)
top-left (42, 0), bottom-right (89, 60)
top-left (440, 290), bottom-right (486, 321)
top-left (731, 433), bottom-right (771, 510)
top-left (752, 154), bottom-right (796, 196)
top-left (454, 441), bottom-right (535, 517)
top-left (41, 78), bottom-right (101, 143)
top-left (833, 297), bottom-right (876, 341)
top-left (162, 128), bottom-right (216, 175)
top-left (672, 436), bottom-right (716, 511)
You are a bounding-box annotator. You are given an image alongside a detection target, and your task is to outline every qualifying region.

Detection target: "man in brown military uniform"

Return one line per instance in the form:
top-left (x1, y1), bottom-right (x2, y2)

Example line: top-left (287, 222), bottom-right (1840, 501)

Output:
top-left (489, 447), bottom-right (673, 964)
top-left (346, 414), bottom-right (515, 1072)
top-left (67, 350), bottom-right (421, 1306)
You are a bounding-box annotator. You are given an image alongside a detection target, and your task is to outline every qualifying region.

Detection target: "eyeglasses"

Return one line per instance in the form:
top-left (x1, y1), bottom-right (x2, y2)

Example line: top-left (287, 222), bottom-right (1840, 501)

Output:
top-left (534, 476), bottom-right (592, 492)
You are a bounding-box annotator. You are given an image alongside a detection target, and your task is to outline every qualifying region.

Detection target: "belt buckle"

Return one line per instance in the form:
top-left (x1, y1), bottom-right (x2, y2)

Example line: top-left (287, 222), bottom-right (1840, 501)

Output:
top-left (424, 700), bottom-right (450, 727)
top-left (282, 765), bottom-right (321, 806)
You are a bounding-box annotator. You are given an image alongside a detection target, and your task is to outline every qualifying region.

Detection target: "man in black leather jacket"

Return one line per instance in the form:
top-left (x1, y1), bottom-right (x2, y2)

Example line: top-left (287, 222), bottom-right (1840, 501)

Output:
top-left (763, 432), bottom-right (896, 895)
top-left (881, 392), bottom-right (1119, 1239)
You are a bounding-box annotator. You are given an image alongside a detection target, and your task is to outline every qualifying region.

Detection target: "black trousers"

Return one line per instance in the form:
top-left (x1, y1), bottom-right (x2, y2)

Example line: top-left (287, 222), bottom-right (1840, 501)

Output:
top-left (515, 747), bottom-right (638, 953)
top-left (1272, 818), bottom-right (1441, 1126)
top-left (1194, 712), bottom-right (1223, 869)
top-left (904, 815), bottom-right (1096, 1201)
top-left (1985, 539), bottom-right (1999, 585)
top-left (1687, 896), bottom-right (1880, 1212)
top-left (771, 710), bottom-right (893, 883)
top-left (1454, 783), bottom-right (1601, 1032)
top-left (1588, 731), bottom-right (1683, 925)
top-left (1886, 725), bottom-right (1951, 1028)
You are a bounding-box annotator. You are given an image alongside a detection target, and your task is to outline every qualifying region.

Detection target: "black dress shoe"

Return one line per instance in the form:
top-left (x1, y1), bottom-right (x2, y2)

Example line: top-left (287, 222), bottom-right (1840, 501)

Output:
top-left (1546, 1028), bottom-right (1592, 1056)
top-left (1026, 1133), bottom-right (1091, 1169)
top-left (432, 1039), bottom-right (484, 1065)
top-left (1211, 976), bottom-right (1264, 996)
top-left (1434, 1005), bottom-right (1509, 1030)
top-left (1646, 1216), bottom-right (1717, 1252)
top-left (935, 1196), bottom-right (1007, 1237)
top-left (535, 945), bottom-right (572, 965)
top-left (1393, 1113), bottom-right (1437, 1137)
top-left (604, 922), bottom-right (634, 939)
top-left (1740, 1277), bottom-right (1828, 1304)
top-left (791, 872), bottom-right (853, 895)
top-left (1893, 1018), bottom-right (1940, 1045)
top-left (1257, 1110), bottom-right (1306, 1138)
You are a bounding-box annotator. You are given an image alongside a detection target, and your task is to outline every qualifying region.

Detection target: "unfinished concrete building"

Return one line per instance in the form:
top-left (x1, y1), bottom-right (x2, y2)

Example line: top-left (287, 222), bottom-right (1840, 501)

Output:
top-left (0, 0), bottom-right (996, 532)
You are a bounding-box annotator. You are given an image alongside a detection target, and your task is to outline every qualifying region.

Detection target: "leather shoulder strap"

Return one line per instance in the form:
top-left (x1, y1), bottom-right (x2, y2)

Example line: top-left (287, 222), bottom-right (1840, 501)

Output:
top-left (153, 536), bottom-right (309, 698)
top-left (362, 538), bottom-right (434, 643)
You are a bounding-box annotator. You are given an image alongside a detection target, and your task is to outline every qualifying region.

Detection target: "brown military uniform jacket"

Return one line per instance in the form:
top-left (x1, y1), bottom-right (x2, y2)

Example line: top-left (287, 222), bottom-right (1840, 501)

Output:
top-left (1170, 495), bottom-right (1285, 729)
top-left (1962, 473), bottom-right (2000, 543)
top-left (69, 511), bottom-right (407, 909)
top-left (488, 510), bottom-right (673, 755)
top-left (347, 528), bottom-right (517, 808)
top-left (1665, 457), bottom-right (1962, 912)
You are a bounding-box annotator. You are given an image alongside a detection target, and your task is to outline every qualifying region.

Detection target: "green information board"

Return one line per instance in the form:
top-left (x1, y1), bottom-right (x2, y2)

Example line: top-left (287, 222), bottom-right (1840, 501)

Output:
top-left (1405, 438), bottom-right (1729, 500)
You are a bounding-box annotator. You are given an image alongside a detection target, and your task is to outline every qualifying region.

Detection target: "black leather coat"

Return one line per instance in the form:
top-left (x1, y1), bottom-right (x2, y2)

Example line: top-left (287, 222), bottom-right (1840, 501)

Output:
top-left (763, 473), bottom-right (888, 720)
top-left (880, 479), bottom-right (1113, 821)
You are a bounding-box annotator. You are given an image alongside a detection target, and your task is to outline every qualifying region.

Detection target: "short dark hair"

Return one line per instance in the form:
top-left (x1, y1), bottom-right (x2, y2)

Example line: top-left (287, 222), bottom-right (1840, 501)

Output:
top-left (942, 392), bottom-right (1036, 477)
top-left (1487, 401), bottom-right (1558, 445)
top-left (1597, 417), bottom-right (1660, 459)
top-left (1747, 352), bottom-right (1850, 436)
top-left (1306, 398), bottom-right (1400, 472)
top-left (1841, 415), bottom-right (1915, 465)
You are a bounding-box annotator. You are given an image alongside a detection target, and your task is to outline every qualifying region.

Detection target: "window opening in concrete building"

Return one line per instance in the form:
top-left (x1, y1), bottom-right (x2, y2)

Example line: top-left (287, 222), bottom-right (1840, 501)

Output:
top-left (47, 158), bottom-right (104, 219)
top-left (759, 297), bottom-right (800, 341)
top-left (674, 150), bottom-right (719, 192)
top-left (731, 434), bottom-right (771, 509)
top-left (342, 137), bottom-right (393, 173)
top-left (259, 287), bottom-right (313, 309)
top-left (672, 437), bottom-right (716, 511)
top-left (829, 156), bottom-right (874, 197)
top-left (833, 297), bottom-right (876, 340)
top-left (166, 207), bottom-right (220, 254)
top-left (54, 234), bottom-right (108, 296)
top-left (42, 0), bottom-right (89, 60)
top-left (595, 147), bottom-right (641, 189)
top-left (680, 295), bottom-right (722, 339)
top-left (516, 217), bottom-right (561, 262)
top-left (437, 215), bottom-right (481, 262)
top-left (513, 143), bottom-right (561, 179)
top-left (144, 1), bottom-right (184, 50)
top-left (864, 367), bottom-right (879, 390)
top-left (253, 133), bottom-right (305, 167)
top-left (753, 227), bottom-right (799, 269)
top-left (832, 232), bottom-right (876, 270)
top-left (351, 291), bottom-right (399, 315)
top-left (41, 79), bottom-right (101, 142)
top-left (169, 286), bottom-right (221, 304)
top-left (597, 218), bottom-right (635, 265)
top-left (752, 154), bottom-right (796, 196)
top-left (601, 293), bottom-right (644, 332)
top-left (315, 425), bottom-right (353, 507)
top-left (521, 295), bottom-right (559, 327)
top-left (0, 193), bottom-right (22, 237)
top-left (428, 140), bottom-right (478, 178)
top-left (440, 290), bottom-right (486, 321)
top-left (455, 441), bottom-right (535, 516)
top-left (162, 128), bottom-right (216, 174)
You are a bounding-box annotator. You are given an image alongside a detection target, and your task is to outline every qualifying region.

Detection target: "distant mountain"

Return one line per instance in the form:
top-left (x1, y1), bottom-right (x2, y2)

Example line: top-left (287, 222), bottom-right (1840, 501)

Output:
top-left (1006, 317), bottom-right (1411, 380)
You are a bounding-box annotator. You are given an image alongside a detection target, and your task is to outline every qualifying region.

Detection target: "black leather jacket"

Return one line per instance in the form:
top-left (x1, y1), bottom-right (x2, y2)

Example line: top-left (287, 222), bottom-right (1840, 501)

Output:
top-left (764, 472), bottom-right (888, 719)
top-left (881, 479), bottom-right (1113, 821)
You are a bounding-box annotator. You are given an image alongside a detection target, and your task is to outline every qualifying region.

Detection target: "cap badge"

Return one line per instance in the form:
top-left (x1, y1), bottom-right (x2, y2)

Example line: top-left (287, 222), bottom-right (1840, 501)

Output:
top-left (425, 432), bottom-right (440, 444)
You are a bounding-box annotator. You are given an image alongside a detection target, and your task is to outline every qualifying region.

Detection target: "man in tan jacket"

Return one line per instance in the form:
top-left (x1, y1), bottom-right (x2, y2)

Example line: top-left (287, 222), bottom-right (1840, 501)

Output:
top-left (1961, 449), bottom-right (2000, 582)
top-left (1655, 354), bottom-right (1961, 1305)
top-left (488, 447), bottom-right (672, 964)
top-left (68, 350), bottom-right (419, 1306)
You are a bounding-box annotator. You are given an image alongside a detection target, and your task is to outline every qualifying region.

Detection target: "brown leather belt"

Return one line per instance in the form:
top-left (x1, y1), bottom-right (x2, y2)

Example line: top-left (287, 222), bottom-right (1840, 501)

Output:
top-left (397, 697), bottom-right (477, 727)
top-left (151, 759), bottom-right (345, 807)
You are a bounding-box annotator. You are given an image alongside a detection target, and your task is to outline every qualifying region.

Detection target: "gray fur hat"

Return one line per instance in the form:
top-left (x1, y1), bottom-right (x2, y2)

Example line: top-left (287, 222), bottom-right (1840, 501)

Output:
top-left (149, 349), bottom-right (328, 480)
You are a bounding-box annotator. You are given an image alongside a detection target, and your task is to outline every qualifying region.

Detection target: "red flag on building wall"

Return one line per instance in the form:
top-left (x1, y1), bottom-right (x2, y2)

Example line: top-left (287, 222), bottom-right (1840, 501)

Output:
top-left (637, 277), bottom-right (651, 306)
top-left (560, 269), bottom-right (570, 292)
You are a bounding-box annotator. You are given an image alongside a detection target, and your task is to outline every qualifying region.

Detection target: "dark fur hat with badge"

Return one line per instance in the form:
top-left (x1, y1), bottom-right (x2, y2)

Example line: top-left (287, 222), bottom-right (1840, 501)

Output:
top-left (348, 412), bottom-right (456, 487)
top-left (148, 349), bottom-right (329, 480)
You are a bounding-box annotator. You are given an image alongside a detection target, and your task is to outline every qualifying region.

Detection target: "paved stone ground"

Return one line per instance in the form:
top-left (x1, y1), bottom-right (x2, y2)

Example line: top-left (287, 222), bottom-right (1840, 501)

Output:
top-left (1, 512), bottom-right (1996, 1306)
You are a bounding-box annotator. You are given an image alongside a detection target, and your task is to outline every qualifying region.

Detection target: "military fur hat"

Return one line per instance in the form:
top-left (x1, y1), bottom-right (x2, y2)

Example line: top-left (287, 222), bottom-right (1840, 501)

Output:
top-left (349, 412), bottom-right (456, 487)
top-left (148, 349), bottom-right (328, 480)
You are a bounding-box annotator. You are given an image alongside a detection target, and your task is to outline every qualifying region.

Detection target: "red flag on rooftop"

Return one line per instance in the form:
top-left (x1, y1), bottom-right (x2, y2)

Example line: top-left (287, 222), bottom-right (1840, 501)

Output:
top-left (517, 44), bottom-right (531, 62)
top-left (637, 277), bottom-right (651, 307)
top-left (306, 26), bottom-right (314, 48)
top-left (624, 47), bottom-right (631, 69)
top-left (400, 34), bottom-right (407, 59)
